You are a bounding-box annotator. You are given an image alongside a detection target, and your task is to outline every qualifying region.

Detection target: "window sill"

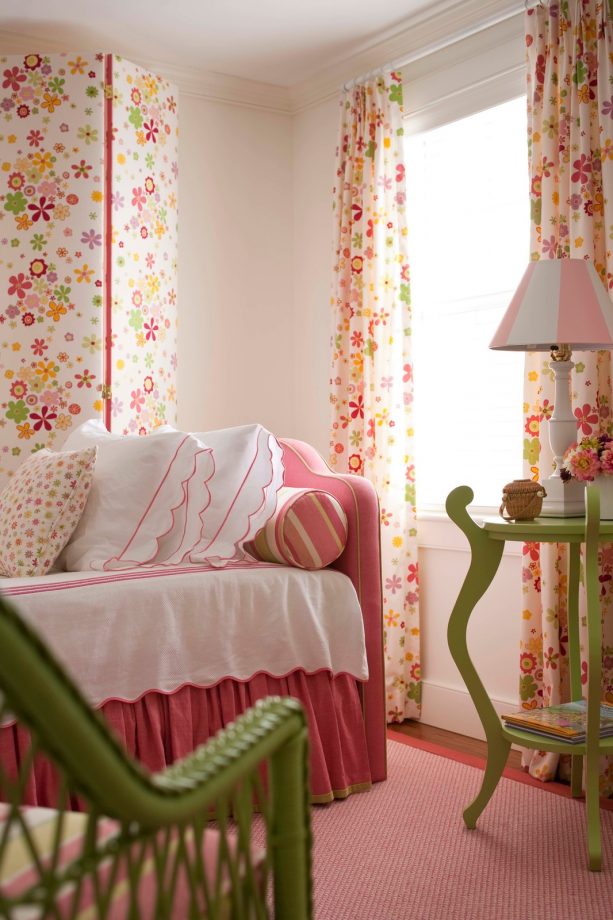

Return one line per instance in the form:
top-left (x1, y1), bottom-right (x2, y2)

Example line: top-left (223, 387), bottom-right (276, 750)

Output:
top-left (416, 506), bottom-right (523, 556)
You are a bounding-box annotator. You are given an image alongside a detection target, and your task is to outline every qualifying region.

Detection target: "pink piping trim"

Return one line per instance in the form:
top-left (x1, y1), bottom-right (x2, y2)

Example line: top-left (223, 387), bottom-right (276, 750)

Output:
top-left (105, 445), bottom-right (214, 569)
top-left (103, 54), bottom-right (113, 431)
top-left (175, 450), bottom-right (217, 564)
top-left (104, 435), bottom-right (192, 565)
top-left (216, 434), bottom-right (283, 558)
top-left (0, 561), bottom-right (279, 596)
top-left (196, 433), bottom-right (265, 554)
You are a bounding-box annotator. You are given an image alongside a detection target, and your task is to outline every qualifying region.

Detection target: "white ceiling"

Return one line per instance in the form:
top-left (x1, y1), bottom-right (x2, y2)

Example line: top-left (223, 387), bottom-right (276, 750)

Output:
top-left (0, 0), bottom-right (440, 87)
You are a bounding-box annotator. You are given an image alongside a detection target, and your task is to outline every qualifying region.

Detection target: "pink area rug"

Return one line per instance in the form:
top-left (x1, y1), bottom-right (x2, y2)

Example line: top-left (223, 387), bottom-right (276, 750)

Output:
top-left (301, 734), bottom-right (613, 920)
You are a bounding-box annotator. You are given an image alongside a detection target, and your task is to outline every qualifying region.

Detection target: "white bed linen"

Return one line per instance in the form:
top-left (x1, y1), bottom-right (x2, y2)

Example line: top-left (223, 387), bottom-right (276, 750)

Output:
top-left (1, 562), bottom-right (368, 713)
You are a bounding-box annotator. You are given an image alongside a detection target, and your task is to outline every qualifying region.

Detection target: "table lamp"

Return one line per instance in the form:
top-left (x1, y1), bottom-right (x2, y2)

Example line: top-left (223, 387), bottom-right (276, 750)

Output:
top-left (490, 258), bottom-right (613, 516)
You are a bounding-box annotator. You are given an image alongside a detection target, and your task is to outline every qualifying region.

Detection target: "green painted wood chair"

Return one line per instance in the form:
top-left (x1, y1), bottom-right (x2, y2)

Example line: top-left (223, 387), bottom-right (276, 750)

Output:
top-left (0, 594), bottom-right (312, 917)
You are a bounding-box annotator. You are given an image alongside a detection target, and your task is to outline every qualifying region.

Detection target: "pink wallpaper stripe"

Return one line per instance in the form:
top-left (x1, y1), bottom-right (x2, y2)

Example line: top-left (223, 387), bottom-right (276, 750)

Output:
top-left (103, 53), bottom-right (113, 431)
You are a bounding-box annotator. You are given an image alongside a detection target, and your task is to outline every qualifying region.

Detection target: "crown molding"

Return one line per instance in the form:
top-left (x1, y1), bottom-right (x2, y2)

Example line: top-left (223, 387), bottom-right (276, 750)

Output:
top-left (0, 1), bottom-right (523, 117)
top-left (0, 29), bottom-right (292, 114)
top-left (289, 0), bottom-right (524, 113)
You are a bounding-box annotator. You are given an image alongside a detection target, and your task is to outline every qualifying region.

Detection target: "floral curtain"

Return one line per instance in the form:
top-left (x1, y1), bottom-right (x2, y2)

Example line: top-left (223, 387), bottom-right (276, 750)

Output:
top-left (522, 0), bottom-right (613, 790)
top-left (329, 71), bottom-right (420, 722)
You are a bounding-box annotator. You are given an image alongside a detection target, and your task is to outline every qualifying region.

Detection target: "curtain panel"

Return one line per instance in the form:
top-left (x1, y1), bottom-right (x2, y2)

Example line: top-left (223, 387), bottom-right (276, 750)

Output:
top-left (329, 72), bottom-right (420, 722)
top-left (523, 0), bottom-right (613, 789)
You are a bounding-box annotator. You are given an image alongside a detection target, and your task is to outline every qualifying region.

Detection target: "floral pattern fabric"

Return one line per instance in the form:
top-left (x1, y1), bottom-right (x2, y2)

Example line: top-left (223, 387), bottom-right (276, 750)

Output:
top-left (329, 72), bottom-right (420, 721)
top-left (0, 53), bottom-right (178, 487)
top-left (108, 57), bottom-right (178, 436)
top-left (523, 0), bottom-right (613, 791)
top-left (0, 445), bottom-right (96, 576)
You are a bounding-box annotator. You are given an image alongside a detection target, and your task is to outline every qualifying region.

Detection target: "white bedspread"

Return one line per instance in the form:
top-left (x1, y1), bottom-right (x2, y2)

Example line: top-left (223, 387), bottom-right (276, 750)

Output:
top-left (1, 562), bottom-right (368, 711)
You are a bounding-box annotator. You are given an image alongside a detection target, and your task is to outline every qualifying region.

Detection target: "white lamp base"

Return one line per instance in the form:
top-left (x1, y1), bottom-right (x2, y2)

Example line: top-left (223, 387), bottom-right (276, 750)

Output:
top-left (539, 475), bottom-right (585, 517)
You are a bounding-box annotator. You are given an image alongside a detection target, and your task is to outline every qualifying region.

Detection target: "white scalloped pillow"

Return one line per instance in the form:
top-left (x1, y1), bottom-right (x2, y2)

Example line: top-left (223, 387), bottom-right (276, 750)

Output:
top-left (0, 447), bottom-right (97, 577)
top-left (60, 420), bottom-right (214, 571)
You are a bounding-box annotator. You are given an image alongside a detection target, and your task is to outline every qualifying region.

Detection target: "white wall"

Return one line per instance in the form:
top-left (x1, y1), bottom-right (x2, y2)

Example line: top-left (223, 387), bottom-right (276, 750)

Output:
top-left (290, 97), bottom-right (339, 456)
top-left (177, 94), bottom-right (294, 436)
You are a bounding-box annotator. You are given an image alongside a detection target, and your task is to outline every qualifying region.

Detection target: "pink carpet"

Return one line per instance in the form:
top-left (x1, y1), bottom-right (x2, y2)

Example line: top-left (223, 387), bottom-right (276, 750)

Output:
top-left (294, 735), bottom-right (613, 919)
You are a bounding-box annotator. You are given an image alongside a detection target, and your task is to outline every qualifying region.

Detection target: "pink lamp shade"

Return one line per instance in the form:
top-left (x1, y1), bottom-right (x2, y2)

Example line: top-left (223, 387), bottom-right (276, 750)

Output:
top-left (489, 258), bottom-right (613, 351)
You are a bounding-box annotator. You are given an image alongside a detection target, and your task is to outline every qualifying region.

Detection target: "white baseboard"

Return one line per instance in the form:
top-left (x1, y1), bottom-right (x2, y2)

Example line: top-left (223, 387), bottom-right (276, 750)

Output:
top-left (418, 679), bottom-right (518, 743)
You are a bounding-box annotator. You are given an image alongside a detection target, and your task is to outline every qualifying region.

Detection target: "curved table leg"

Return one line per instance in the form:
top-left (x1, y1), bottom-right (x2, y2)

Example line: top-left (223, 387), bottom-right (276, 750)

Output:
top-left (446, 487), bottom-right (509, 829)
top-left (567, 542), bottom-right (584, 798)
top-left (585, 485), bottom-right (602, 870)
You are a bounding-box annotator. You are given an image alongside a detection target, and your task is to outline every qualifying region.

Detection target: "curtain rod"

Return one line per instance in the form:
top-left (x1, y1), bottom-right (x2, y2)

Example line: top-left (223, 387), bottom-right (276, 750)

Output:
top-left (343, 1), bottom-right (525, 90)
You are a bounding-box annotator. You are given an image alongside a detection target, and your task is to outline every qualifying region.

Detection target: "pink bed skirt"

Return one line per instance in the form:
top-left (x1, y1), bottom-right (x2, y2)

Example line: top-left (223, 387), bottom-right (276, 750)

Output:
top-left (1, 670), bottom-right (372, 806)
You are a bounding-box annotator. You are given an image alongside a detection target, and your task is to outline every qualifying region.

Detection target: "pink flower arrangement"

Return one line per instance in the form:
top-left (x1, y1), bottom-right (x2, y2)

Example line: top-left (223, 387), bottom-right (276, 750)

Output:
top-left (561, 435), bottom-right (613, 482)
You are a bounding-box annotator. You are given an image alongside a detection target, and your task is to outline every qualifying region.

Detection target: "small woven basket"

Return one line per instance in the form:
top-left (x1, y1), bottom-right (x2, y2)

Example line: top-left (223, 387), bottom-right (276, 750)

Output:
top-left (499, 479), bottom-right (546, 521)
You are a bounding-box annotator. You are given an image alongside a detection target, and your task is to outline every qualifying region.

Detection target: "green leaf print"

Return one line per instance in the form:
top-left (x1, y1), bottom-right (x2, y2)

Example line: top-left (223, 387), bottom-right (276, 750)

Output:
top-left (364, 140), bottom-right (377, 159)
top-left (129, 309), bottom-right (143, 331)
top-left (4, 192), bottom-right (27, 215)
top-left (128, 107), bottom-right (144, 129)
top-left (364, 338), bottom-right (376, 357)
top-left (524, 437), bottom-right (541, 466)
top-left (530, 197), bottom-right (542, 226)
top-left (400, 283), bottom-right (411, 304)
top-left (405, 482), bottom-right (416, 505)
top-left (6, 401), bottom-right (28, 424)
top-left (573, 59), bottom-right (587, 86)
top-left (407, 682), bottom-right (422, 704)
top-left (520, 674), bottom-right (538, 702)
top-left (53, 285), bottom-right (71, 304)
top-left (389, 83), bottom-right (403, 105)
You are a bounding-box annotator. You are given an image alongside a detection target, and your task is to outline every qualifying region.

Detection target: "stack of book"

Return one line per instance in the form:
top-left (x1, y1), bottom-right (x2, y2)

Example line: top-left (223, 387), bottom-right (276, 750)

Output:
top-left (501, 700), bottom-right (613, 744)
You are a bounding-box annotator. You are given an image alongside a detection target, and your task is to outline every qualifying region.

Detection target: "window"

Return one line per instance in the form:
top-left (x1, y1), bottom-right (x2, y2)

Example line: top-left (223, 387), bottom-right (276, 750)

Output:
top-left (405, 95), bottom-right (529, 510)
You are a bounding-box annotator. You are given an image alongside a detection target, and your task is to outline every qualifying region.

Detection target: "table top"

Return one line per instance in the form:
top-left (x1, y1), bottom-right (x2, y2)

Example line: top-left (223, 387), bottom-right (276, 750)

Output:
top-left (481, 514), bottom-right (613, 542)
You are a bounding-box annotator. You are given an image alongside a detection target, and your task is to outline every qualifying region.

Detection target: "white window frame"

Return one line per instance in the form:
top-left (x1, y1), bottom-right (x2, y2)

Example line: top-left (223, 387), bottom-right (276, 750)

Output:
top-left (401, 11), bottom-right (527, 532)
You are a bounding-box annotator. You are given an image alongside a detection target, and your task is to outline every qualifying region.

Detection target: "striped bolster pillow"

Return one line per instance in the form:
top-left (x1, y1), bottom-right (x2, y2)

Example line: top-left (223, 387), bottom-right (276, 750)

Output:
top-left (246, 487), bottom-right (348, 570)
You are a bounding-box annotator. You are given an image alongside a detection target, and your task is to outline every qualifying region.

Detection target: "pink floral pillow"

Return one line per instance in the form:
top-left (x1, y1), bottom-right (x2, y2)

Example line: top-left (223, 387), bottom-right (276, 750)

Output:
top-left (0, 447), bottom-right (97, 578)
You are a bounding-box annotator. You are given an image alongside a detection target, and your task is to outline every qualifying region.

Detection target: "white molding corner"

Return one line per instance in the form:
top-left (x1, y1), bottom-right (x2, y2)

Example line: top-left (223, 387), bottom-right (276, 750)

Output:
top-left (289, 0), bottom-right (524, 113)
top-left (0, 0), bottom-right (523, 114)
top-left (0, 29), bottom-right (292, 114)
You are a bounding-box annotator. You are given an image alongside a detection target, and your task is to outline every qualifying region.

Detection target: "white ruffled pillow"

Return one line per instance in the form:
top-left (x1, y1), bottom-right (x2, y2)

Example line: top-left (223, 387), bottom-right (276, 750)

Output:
top-left (184, 424), bottom-right (284, 564)
top-left (60, 421), bottom-right (284, 571)
top-left (60, 420), bottom-right (214, 571)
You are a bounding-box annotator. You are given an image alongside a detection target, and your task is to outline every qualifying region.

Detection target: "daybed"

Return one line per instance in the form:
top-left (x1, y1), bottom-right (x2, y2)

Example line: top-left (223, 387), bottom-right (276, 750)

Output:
top-left (0, 435), bottom-right (386, 805)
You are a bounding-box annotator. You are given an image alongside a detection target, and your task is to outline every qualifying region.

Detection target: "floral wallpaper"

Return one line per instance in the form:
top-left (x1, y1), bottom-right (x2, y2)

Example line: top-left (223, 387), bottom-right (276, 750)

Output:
top-left (522, 0), bottom-right (613, 791)
top-left (108, 57), bottom-right (178, 436)
top-left (0, 53), bottom-right (106, 484)
top-left (329, 72), bottom-right (420, 722)
top-left (0, 52), bottom-right (178, 485)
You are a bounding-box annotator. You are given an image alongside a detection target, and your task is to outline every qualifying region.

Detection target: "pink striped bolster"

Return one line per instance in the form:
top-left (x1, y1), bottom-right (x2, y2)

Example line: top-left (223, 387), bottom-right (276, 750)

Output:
top-left (246, 487), bottom-right (348, 570)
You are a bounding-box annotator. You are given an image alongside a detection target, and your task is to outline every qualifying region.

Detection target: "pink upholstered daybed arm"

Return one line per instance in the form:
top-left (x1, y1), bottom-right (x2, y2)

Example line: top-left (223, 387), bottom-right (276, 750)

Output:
top-left (278, 438), bottom-right (386, 783)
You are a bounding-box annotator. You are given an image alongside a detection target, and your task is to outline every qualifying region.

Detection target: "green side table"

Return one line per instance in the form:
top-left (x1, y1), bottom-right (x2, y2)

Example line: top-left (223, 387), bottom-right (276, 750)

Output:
top-left (446, 483), bottom-right (612, 871)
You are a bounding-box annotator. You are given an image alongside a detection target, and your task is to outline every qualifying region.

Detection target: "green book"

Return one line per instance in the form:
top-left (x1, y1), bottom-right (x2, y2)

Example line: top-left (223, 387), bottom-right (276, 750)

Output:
top-left (501, 700), bottom-right (613, 742)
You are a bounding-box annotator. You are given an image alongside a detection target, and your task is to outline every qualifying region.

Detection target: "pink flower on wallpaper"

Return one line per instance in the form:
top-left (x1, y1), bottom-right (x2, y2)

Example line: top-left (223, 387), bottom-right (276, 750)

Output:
top-left (144, 320), bottom-right (158, 341)
top-left (8, 273), bottom-right (32, 299)
top-left (143, 120), bottom-right (158, 142)
top-left (2, 66), bottom-right (26, 91)
top-left (130, 389), bottom-right (145, 413)
top-left (29, 405), bottom-right (57, 432)
top-left (27, 196), bottom-right (55, 222)
top-left (131, 187), bottom-right (146, 211)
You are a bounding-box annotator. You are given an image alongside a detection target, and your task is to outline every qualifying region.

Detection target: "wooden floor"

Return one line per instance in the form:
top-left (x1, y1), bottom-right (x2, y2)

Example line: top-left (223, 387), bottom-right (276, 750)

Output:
top-left (390, 720), bottom-right (523, 770)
